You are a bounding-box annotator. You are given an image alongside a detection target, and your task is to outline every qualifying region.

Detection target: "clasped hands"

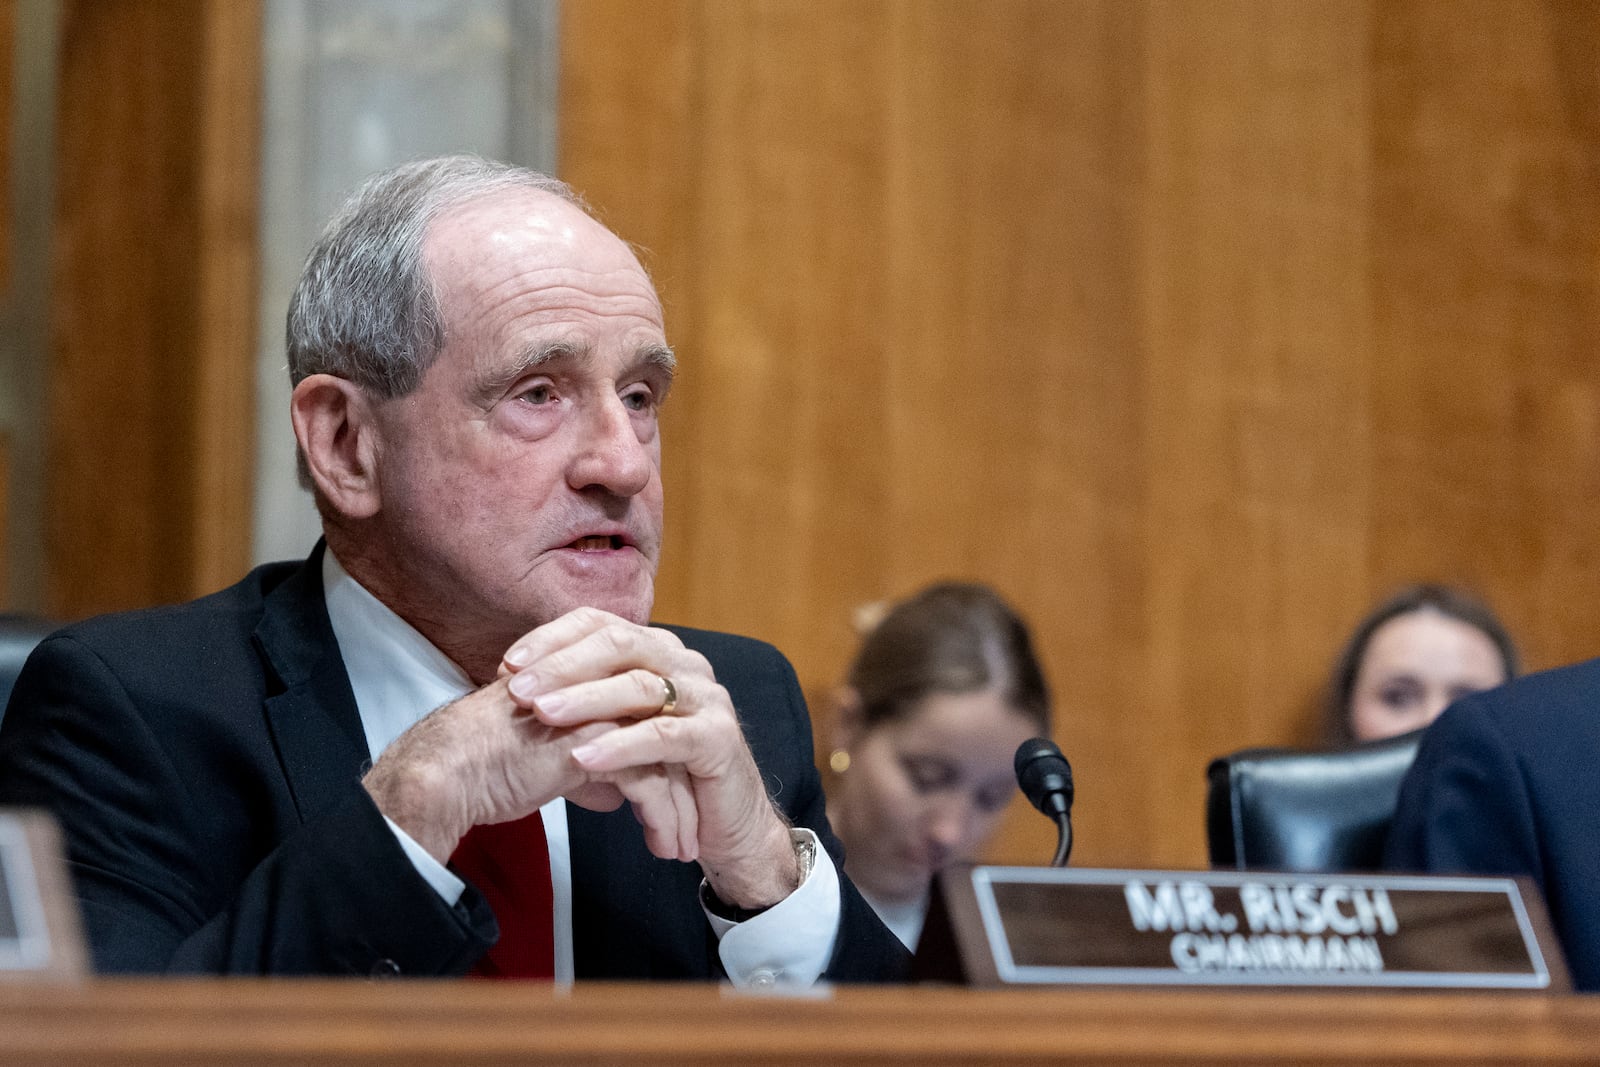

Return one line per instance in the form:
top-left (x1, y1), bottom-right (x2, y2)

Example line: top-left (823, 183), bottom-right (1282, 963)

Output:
top-left (363, 607), bottom-right (800, 911)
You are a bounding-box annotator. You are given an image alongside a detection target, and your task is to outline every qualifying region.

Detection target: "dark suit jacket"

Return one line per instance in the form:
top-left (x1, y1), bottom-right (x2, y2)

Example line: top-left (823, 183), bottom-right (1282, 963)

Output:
top-left (0, 548), bottom-right (909, 981)
top-left (1384, 659), bottom-right (1600, 992)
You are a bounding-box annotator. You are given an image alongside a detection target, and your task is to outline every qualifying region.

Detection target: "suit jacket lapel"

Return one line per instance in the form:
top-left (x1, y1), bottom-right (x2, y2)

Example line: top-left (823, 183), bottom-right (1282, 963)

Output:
top-left (254, 543), bottom-right (371, 823)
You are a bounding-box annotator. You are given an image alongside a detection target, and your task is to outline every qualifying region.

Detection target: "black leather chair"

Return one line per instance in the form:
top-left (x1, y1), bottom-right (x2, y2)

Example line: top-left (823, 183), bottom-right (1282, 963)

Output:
top-left (0, 614), bottom-right (59, 726)
top-left (1205, 730), bottom-right (1424, 873)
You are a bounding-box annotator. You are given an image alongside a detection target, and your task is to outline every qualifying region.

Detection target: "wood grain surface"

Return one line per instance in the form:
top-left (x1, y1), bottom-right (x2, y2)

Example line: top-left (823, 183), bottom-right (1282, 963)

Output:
top-left (0, 0), bottom-right (12, 297)
top-left (44, 0), bottom-right (259, 617)
top-left (0, 980), bottom-right (1597, 1065)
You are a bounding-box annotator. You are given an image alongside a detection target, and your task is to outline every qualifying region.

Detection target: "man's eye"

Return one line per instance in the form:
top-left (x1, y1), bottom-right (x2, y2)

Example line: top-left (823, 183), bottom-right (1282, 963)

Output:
top-left (621, 387), bottom-right (655, 412)
top-left (520, 383), bottom-right (555, 405)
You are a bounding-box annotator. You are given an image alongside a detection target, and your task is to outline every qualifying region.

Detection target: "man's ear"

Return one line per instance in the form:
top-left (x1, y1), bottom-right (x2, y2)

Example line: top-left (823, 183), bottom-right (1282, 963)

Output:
top-left (290, 374), bottom-right (384, 519)
top-left (831, 685), bottom-right (865, 752)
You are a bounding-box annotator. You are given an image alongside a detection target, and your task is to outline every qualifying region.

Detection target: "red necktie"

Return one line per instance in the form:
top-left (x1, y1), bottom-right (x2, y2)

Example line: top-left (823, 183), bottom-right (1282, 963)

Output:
top-left (450, 812), bottom-right (555, 979)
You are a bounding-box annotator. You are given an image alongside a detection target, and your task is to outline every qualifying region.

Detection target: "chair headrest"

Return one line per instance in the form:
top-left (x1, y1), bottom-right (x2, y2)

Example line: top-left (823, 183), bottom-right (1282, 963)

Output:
top-left (1205, 730), bottom-right (1424, 873)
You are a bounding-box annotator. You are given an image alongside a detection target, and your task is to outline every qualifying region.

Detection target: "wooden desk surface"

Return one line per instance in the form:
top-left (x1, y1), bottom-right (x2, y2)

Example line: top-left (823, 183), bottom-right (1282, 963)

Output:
top-left (0, 980), bottom-right (1596, 1065)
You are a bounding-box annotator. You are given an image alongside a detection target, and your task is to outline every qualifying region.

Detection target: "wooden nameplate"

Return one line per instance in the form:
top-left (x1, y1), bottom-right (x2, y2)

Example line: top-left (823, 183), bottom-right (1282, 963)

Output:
top-left (915, 866), bottom-right (1569, 991)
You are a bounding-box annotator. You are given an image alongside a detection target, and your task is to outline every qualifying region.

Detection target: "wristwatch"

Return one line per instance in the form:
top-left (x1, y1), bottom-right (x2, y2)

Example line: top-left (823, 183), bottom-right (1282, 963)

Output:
top-left (701, 829), bottom-right (816, 923)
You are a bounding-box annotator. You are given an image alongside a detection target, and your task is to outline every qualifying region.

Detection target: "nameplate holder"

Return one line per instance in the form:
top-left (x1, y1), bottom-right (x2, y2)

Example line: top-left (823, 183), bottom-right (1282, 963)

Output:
top-left (0, 809), bottom-right (87, 981)
top-left (914, 865), bottom-right (1569, 991)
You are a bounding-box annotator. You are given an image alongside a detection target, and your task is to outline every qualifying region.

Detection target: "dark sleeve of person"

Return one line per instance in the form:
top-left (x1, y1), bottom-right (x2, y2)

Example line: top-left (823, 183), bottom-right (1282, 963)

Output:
top-left (0, 634), bottom-right (495, 976)
top-left (1383, 695), bottom-right (1542, 881)
top-left (1383, 683), bottom-right (1600, 992)
top-left (719, 635), bottom-right (912, 983)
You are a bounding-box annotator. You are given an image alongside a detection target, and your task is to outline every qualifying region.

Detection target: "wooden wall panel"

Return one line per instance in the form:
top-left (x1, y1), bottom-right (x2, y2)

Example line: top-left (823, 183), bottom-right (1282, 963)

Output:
top-left (876, 2), bottom-right (1150, 865)
top-left (561, 0), bottom-right (1600, 869)
top-left (1, 0), bottom-right (11, 603)
top-left (1136, 2), bottom-right (1374, 862)
top-left (0, 0), bottom-right (12, 296)
top-left (46, 0), bottom-right (259, 618)
top-left (188, 4), bottom-right (264, 597)
top-left (1371, 1), bottom-right (1600, 672)
top-left (675, 1), bottom-right (898, 654)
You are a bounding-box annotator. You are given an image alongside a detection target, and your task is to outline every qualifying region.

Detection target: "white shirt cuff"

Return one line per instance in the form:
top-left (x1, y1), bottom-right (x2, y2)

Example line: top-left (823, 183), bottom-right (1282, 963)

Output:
top-left (704, 828), bottom-right (841, 987)
top-left (384, 814), bottom-right (466, 907)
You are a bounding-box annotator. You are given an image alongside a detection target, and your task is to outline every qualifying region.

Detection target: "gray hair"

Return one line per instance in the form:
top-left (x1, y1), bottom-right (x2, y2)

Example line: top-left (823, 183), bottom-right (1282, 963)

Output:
top-left (286, 155), bottom-right (583, 398)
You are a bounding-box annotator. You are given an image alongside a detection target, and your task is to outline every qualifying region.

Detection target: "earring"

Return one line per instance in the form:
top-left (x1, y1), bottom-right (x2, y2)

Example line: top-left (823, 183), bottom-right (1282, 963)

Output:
top-left (829, 749), bottom-right (851, 774)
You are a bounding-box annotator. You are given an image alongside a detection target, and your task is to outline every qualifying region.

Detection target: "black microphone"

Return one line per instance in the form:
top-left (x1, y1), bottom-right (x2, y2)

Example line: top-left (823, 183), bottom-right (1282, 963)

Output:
top-left (1014, 737), bottom-right (1074, 867)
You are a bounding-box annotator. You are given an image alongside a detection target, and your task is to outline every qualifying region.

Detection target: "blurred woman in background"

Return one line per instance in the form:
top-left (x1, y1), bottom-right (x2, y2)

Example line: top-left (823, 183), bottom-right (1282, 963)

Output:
top-left (1326, 583), bottom-right (1518, 744)
top-left (825, 582), bottom-right (1051, 949)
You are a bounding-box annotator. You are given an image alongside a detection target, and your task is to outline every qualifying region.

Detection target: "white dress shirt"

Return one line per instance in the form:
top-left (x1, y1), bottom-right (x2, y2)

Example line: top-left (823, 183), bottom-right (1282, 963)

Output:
top-left (860, 889), bottom-right (928, 952)
top-left (321, 550), bottom-right (840, 986)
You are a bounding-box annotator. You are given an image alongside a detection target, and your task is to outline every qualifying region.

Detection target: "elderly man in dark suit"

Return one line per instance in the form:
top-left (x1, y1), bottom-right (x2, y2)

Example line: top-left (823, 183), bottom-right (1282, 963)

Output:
top-left (0, 156), bottom-right (908, 983)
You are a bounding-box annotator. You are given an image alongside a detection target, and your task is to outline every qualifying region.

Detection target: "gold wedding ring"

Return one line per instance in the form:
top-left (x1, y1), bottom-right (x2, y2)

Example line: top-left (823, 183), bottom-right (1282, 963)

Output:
top-left (659, 674), bottom-right (679, 714)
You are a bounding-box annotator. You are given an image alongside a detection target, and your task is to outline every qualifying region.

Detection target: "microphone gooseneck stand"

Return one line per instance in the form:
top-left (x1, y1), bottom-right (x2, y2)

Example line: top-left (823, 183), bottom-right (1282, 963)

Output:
top-left (1050, 810), bottom-right (1073, 869)
top-left (1014, 737), bottom-right (1076, 868)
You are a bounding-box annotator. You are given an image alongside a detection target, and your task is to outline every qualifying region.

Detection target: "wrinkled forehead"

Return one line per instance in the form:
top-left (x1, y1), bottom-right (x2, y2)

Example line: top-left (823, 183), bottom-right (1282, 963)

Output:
top-left (423, 187), bottom-right (662, 316)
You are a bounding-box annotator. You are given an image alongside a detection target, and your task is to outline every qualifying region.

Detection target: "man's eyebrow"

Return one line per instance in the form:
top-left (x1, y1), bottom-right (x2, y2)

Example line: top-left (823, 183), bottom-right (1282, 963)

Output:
top-left (473, 340), bottom-right (587, 402)
top-left (506, 339), bottom-right (590, 379)
top-left (483, 338), bottom-right (677, 398)
top-left (639, 342), bottom-right (677, 376)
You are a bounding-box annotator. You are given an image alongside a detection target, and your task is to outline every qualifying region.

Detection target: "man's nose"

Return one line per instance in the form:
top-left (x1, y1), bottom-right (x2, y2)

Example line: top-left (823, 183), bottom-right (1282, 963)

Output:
top-left (569, 396), bottom-right (654, 496)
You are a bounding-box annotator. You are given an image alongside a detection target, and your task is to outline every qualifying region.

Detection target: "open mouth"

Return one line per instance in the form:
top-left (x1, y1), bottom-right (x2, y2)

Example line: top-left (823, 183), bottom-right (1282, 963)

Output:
top-left (567, 534), bottom-right (627, 551)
